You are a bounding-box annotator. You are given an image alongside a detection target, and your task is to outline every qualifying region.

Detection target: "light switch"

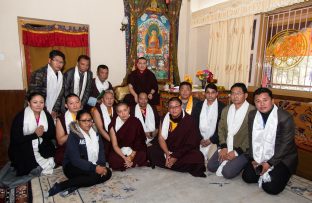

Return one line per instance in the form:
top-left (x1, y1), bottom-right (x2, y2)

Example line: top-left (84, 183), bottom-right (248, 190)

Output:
top-left (0, 52), bottom-right (5, 61)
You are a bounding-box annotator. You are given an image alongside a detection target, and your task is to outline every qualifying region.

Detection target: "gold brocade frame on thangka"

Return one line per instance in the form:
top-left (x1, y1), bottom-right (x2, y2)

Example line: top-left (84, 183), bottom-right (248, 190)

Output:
top-left (122, 0), bottom-right (182, 85)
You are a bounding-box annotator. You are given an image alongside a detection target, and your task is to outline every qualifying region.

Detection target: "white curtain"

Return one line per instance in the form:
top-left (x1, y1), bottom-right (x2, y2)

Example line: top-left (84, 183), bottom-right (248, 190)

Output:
top-left (191, 0), bottom-right (306, 28)
top-left (207, 15), bottom-right (254, 89)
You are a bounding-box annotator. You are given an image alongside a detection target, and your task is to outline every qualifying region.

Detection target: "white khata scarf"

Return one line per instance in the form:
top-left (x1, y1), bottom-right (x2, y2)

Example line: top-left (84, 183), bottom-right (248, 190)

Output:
top-left (79, 126), bottom-right (99, 165)
top-left (135, 104), bottom-right (155, 133)
top-left (100, 103), bottom-right (113, 131)
top-left (216, 100), bottom-right (249, 176)
top-left (74, 66), bottom-right (88, 100)
top-left (253, 105), bottom-right (278, 187)
top-left (115, 116), bottom-right (126, 132)
top-left (32, 139), bottom-right (55, 175)
top-left (95, 77), bottom-right (109, 93)
top-left (23, 106), bottom-right (54, 174)
top-left (161, 110), bottom-right (185, 140)
top-left (65, 110), bottom-right (75, 134)
top-left (199, 99), bottom-right (218, 159)
top-left (199, 99), bottom-right (218, 140)
top-left (23, 106), bottom-right (48, 136)
top-left (46, 64), bottom-right (63, 113)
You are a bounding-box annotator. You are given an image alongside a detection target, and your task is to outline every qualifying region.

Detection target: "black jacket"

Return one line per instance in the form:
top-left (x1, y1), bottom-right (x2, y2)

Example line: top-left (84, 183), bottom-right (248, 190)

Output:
top-left (63, 67), bottom-right (93, 106)
top-left (193, 100), bottom-right (225, 145)
top-left (248, 108), bottom-right (298, 174)
top-left (63, 122), bottom-right (106, 172)
top-left (9, 109), bottom-right (55, 176)
top-left (27, 65), bottom-right (64, 113)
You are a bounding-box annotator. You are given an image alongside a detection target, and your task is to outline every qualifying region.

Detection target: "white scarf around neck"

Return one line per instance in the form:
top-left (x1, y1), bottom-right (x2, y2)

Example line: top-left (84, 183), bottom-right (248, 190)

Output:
top-left (199, 99), bottom-right (218, 140)
top-left (74, 66), bottom-right (88, 100)
top-left (79, 126), bottom-right (99, 164)
top-left (226, 100), bottom-right (250, 151)
top-left (95, 77), bottom-right (109, 93)
top-left (252, 105), bottom-right (278, 164)
top-left (161, 111), bottom-right (185, 140)
top-left (46, 64), bottom-right (63, 113)
top-left (135, 104), bottom-right (155, 133)
top-left (216, 100), bottom-right (249, 177)
top-left (115, 116), bottom-right (126, 132)
top-left (23, 106), bottom-right (54, 175)
top-left (65, 110), bottom-right (75, 134)
top-left (32, 139), bottom-right (55, 175)
top-left (23, 106), bottom-right (48, 135)
top-left (100, 103), bottom-right (113, 131)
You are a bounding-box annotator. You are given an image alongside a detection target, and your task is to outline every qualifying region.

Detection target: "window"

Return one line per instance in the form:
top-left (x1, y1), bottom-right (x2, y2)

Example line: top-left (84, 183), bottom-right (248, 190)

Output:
top-left (258, 5), bottom-right (312, 92)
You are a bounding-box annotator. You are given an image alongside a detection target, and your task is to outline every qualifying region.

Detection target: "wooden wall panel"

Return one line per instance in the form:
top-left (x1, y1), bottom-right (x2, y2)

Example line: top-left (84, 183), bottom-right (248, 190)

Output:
top-left (0, 90), bottom-right (26, 168)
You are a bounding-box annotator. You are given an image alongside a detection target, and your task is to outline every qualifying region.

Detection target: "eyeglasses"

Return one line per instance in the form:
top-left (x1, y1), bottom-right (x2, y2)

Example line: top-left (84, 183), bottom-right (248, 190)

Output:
top-left (79, 119), bottom-right (93, 123)
top-left (168, 105), bottom-right (181, 110)
top-left (51, 59), bottom-right (64, 65)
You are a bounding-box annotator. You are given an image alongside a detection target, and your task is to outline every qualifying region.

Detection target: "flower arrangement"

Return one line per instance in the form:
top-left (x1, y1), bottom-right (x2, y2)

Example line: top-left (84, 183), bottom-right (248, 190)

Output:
top-left (196, 69), bottom-right (213, 82)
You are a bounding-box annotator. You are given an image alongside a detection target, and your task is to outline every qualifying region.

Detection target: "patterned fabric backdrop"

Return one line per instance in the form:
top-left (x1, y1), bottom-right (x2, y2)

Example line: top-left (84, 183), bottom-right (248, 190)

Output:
top-left (123, 0), bottom-right (182, 85)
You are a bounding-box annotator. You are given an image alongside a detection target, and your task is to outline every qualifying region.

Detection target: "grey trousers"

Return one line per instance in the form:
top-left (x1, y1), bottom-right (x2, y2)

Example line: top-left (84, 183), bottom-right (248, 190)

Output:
top-left (207, 150), bottom-right (248, 179)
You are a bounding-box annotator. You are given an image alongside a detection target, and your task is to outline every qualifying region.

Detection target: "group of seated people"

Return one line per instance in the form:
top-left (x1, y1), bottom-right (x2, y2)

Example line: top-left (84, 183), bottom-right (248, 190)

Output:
top-left (3, 49), bottom-right (298, 197)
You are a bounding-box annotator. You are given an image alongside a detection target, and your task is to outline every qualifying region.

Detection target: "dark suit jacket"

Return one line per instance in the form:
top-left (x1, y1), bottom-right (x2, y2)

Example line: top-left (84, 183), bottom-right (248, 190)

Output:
top-left (27, 65), bottom-right (64, 113)
top-left (89, 78), bottom-right (113, 99)
top-left (63, 67), bottom-right (93, 106)
top-left (193, 100), bottom-right (226, 145)
top-left (248, 108), bottom-right (298, 174)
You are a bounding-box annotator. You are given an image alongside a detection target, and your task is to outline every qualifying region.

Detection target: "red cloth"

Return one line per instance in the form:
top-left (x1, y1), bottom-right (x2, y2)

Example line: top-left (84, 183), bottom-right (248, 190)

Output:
top-left (23, 30), bottom-right (88, 47)
top-left (108, 116), bottom-right (148, 171)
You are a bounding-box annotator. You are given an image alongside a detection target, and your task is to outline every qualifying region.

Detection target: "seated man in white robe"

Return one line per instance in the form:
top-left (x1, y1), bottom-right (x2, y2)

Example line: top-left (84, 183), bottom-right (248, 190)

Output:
top-left (194, 83), bottom-right (225, 160)
top-left (242, 87), bottom-right (298, 195)
top-left (130, 92), bottom-right (160, 146)
top-left (207, 83), bottom-right (255, 179)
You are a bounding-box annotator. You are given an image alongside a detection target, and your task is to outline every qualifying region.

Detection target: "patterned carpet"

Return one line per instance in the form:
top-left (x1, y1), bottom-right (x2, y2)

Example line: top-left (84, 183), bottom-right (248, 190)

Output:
top-left (0, 182), bottom-right (32, 203)
top-left (0, 166), bottom-right (309, 203)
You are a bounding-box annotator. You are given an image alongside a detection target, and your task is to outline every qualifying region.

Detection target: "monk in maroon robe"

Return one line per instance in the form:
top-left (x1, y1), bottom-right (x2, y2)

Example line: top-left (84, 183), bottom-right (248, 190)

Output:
top-left (148, 97), bottom-right (206, 177)
top-left (124, 57), bottom-right (160, 106)
top-left (92, 91), bottom-right (116, 158)
top-left (108, 102), bottom-right (148, 171)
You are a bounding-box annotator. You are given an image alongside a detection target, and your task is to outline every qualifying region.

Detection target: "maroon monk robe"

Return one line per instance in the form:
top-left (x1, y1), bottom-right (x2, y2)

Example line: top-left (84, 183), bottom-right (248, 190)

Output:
top-left (124, 69), bottom-right (160, 105)
top-left (54, 113), bottom-right (68, 166)
top-left (95, 104), bottom-right (116, 158)
top-left (108, 116), bottom-right (148, 171)
top-left (148, 114), bottom-right (206, 177)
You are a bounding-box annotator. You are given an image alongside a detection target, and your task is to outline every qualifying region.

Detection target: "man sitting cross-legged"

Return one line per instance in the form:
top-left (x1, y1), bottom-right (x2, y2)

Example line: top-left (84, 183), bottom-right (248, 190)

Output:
top-left (242, 87), bottom-right (298, 195)
top-left (148, 97), bottom-right (206, 177)
top-left (207, 83), bottom-right (255, 179)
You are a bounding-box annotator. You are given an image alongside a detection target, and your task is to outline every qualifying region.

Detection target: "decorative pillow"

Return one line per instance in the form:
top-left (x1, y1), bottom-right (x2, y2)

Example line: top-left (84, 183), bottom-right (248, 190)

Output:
top-left (114, 86), bottom-right (130, 101)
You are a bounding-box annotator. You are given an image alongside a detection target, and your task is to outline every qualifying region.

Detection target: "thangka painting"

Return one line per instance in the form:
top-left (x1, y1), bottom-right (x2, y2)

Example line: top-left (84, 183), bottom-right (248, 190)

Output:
top-left (137, 13), bottom-right (170, 81)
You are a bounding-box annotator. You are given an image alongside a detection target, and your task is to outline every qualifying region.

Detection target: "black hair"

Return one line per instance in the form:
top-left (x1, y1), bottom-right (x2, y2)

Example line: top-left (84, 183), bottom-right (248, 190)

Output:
top-left (168, 97), bottom-right (182, 106)
top-left (76, 109), bottom-right (92, 121)
top-left (116, 102), bottom-right (129, 110)
top-left (205, 83), bottom-right (218, 92)
top-left (137, 57), bottom-right (147, 62)
top-left (97, 64), bottom-right (109, 72)
top-left (49, 50), bottom-right (65, 61)
top-left (179, 81), bottom-right (192, 90)
top-left (230, 83), bottom-right (248, 93)
top-left (65, 93), bottom-right (80, 104)
top-left (27, 92), bottom-right (45, 102)
top-left (77, 55), bottom-right (90, 62)
top-left (253, 87), bottom-right (273, 99)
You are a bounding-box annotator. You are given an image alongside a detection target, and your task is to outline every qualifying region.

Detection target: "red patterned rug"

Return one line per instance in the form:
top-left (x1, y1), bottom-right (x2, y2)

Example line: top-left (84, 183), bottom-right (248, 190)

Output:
top-left (0, 182), bottom-right (32, 203)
